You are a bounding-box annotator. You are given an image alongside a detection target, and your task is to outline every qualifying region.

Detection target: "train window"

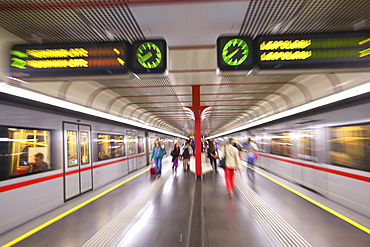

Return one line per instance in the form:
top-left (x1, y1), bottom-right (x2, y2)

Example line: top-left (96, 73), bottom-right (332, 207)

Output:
top-left (137, 136), bottom-right (144, 153)
top-left (98, 134), bottom-right (126, 161)
top-left (328, 124), bottom-right (370, 172)
top-left (297, 129), bottom-right (321, 162)
top-left (67, 131), bottom-right (78, 167)
top-left (255, 135), bottom-right (268, 153)
top-left (113, 135), bottom-right (125, 158)
top-left (80, 131), bottom-right (89, 164)
top-left (5, 128), bottom-right (51, 178)
top-left (127, 135), bottom-right (136, 155)
top-left (98, 134), bottom-right (112, 160)
top-left (270, 132), bottom-right (292, 157)
top-left (149, 137), bottom-right (156, 151)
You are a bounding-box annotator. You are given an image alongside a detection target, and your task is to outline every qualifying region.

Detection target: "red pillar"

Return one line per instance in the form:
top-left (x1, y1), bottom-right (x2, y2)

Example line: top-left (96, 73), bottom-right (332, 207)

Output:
top-left (192, 85), bottom-right (202, 177)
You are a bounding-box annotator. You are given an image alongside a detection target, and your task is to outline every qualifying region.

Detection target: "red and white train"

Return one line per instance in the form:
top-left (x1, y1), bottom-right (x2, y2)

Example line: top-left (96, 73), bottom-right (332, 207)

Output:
top-left (0, 93), bottom-right (179, 234)
top-left (222, 93), bottom-right (370, 219)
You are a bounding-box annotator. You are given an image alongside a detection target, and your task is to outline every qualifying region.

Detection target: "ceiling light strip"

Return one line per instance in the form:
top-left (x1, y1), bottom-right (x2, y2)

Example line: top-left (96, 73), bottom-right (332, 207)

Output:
top-left (0, 83), bottom-right (187, 139)
top-left (208, 82), bottom-right (370, 139)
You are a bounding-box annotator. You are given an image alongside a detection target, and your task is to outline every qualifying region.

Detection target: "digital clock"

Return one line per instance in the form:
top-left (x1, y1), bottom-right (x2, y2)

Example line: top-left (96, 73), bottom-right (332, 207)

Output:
top-left (217, 36), bottom-right (254, 71)
top-left (131, 39), bottom-right (167, 74)
top-left (136, 42), bottom-right (162, 69)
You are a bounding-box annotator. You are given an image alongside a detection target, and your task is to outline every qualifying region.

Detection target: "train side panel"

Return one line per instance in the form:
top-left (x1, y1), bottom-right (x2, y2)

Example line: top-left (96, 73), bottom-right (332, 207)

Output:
top-left (0, 99), bottom-right (168, 234)
top-left (0, 171), bottom-right (63, 234)
top-left (230, 99), bottom-right (370, 218)
top-left (327, 168), bottom-right (370, 217)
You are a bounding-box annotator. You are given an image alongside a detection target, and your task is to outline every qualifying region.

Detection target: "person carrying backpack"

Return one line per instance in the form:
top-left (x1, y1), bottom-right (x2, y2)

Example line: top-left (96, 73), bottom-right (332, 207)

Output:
top-left (182, 141), bottom-right (193, 171)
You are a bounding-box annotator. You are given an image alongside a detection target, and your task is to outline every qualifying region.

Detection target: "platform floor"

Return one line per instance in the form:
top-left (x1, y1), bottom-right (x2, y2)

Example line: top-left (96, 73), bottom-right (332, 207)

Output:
top-left (1, 156), bottom-right (369, 247)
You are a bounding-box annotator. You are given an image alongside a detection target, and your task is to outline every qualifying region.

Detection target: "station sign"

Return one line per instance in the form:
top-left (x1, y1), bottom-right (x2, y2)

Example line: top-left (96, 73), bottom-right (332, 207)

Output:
top-left (10, 41), bottom-right (130, 77)
top-left (255, 31), bottom-right (370, 69)
top-left (131, 39), bottom-right (167, 74)
top-left (217, 36), bottom-right (255, 71)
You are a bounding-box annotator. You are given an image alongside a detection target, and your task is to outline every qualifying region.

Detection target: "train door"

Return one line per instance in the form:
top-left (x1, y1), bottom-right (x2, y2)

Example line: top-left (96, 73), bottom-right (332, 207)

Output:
top-left (126, 130), bottom-right (137, 172)
top-left (292, 124), bottom-right (303, 183)
top-left (294, 121), bottom-right (324, 191)
top-left (63, 122), bottom-right (92, 201)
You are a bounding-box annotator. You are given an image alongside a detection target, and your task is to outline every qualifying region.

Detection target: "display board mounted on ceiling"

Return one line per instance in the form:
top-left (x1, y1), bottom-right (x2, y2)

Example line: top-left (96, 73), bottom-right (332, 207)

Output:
top-left (131, 39), bottom-right (167, 74)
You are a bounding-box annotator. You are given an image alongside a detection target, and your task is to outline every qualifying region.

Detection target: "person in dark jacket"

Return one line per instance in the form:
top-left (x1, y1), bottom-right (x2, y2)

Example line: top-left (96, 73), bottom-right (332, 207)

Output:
top-left (208, 140), bottom-right (219, 172)
top-left (182, 141), bottom-right (193, 171)
top-left (27, 153), bottom-right (49, 173)
top-left (171, 142), bottom-right (181, 174)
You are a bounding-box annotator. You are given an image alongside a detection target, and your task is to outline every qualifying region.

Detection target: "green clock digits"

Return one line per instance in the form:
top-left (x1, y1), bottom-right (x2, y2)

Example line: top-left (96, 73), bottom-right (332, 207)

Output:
top-left (222, 38), bottom-right (249, 66)
top-left (136, 42), bottom-right (162, 69)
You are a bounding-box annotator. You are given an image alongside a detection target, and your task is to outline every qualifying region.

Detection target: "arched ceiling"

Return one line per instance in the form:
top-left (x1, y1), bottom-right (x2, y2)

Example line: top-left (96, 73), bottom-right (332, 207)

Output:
top-left (0, 0), bottom-right (369, 137)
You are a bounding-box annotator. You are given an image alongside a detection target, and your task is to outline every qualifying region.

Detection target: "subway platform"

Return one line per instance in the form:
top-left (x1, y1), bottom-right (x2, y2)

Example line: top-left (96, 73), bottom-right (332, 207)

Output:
top-left (1, 156), bottom-right (369, 247)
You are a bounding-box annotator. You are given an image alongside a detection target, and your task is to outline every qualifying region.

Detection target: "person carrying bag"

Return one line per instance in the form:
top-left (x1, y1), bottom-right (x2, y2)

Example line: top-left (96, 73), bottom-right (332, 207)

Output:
top-left (221, 138), bottom-right (242, 198)
top-left (218, 147), bottom-right (227, 168)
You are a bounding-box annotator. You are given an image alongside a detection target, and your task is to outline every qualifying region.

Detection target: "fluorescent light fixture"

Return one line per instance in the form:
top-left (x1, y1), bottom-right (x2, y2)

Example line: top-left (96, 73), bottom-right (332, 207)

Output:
top-left (183, 107), bottom-right (195, 120)
top-left (0, 138), bottom-right (38, 142)
top-left (7, 76), bottom-right (29, 84)
top-left (208, 81), bottom-right (370, 139)
top-left (0, 83), bottom-right (187, 139)
top-left (132, 73), bottom-right (141, 80)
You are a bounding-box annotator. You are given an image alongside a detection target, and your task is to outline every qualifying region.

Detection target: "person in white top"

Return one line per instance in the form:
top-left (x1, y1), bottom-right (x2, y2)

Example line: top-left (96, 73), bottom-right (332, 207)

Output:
top-left (221, 138), bottom-right (242, 198)
top-left (246, 138), bottom-right (259, 177)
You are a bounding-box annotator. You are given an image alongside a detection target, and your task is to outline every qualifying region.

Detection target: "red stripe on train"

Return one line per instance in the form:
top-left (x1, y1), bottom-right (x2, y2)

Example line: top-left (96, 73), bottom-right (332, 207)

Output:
top-left (0, 173), bottom-right (63, 193)
top-left (0, 153), bottom-right (148, 193)
top-left (258, 153), bottom-right (370, 183)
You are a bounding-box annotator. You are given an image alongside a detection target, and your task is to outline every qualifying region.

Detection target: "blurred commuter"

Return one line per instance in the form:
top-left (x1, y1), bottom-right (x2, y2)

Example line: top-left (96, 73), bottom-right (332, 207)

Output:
top-left (221, 138), bottom-right (241, 198)
top-left (99, 150), bottom-right (110, 160)
top-left (232, 139), bottom-right (243, 159)
top-left (191, 139), bottom-right (195, 154)
top-left (159, 140), bottom-right (166, 173)
top-left (182, 141), bottom-right (193, 171)
top-left (27, 153), bottom-right (49, 173)
top-left (160, 140), bottom-right (167, 156)
top-left (202, 140), bottom-right (207, 152)
top-left (171, 142), bottom-right (181, 174)
top-left (246, 138), bottom-right (259, 177)
top-left (208, 140), bottom-right (219, 173)
top-left (150, 139), bottom-right (164, 178)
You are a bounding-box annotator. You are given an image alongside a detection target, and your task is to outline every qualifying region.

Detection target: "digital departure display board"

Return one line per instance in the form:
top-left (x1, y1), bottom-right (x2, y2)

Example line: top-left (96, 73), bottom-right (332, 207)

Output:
top-left (10, 41), bottom-right (130, 77)
top-left (217, 36), bottom-right (254, 71)
top-left (131, 39), bottom-right (167, 74)
top-left (255, 31), bottom-right (370, 70)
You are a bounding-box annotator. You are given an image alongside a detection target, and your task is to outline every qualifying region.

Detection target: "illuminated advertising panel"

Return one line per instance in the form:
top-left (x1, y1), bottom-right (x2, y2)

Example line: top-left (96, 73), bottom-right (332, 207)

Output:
top-left (10, 41), bottom-right (130, 77)
top-left (255, 31), bottom-right (370, 69)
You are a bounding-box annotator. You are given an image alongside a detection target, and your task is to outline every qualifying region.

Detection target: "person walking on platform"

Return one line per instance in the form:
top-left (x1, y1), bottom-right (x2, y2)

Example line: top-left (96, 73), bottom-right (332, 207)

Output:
top-left (221, 138), bottom-right (241, 198)
top-left (232, 138), bottom-right (243, 159)
top-left (150, 138), bottom-right (164, 178)
top-left (181, 141), bottom-right (193, 171)
top-left (208, 140), bottom-right (219, 173)
top-left (171, 142), bottom-right (181, 174)
top-left (246, 138), bottom-right (259, 177)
